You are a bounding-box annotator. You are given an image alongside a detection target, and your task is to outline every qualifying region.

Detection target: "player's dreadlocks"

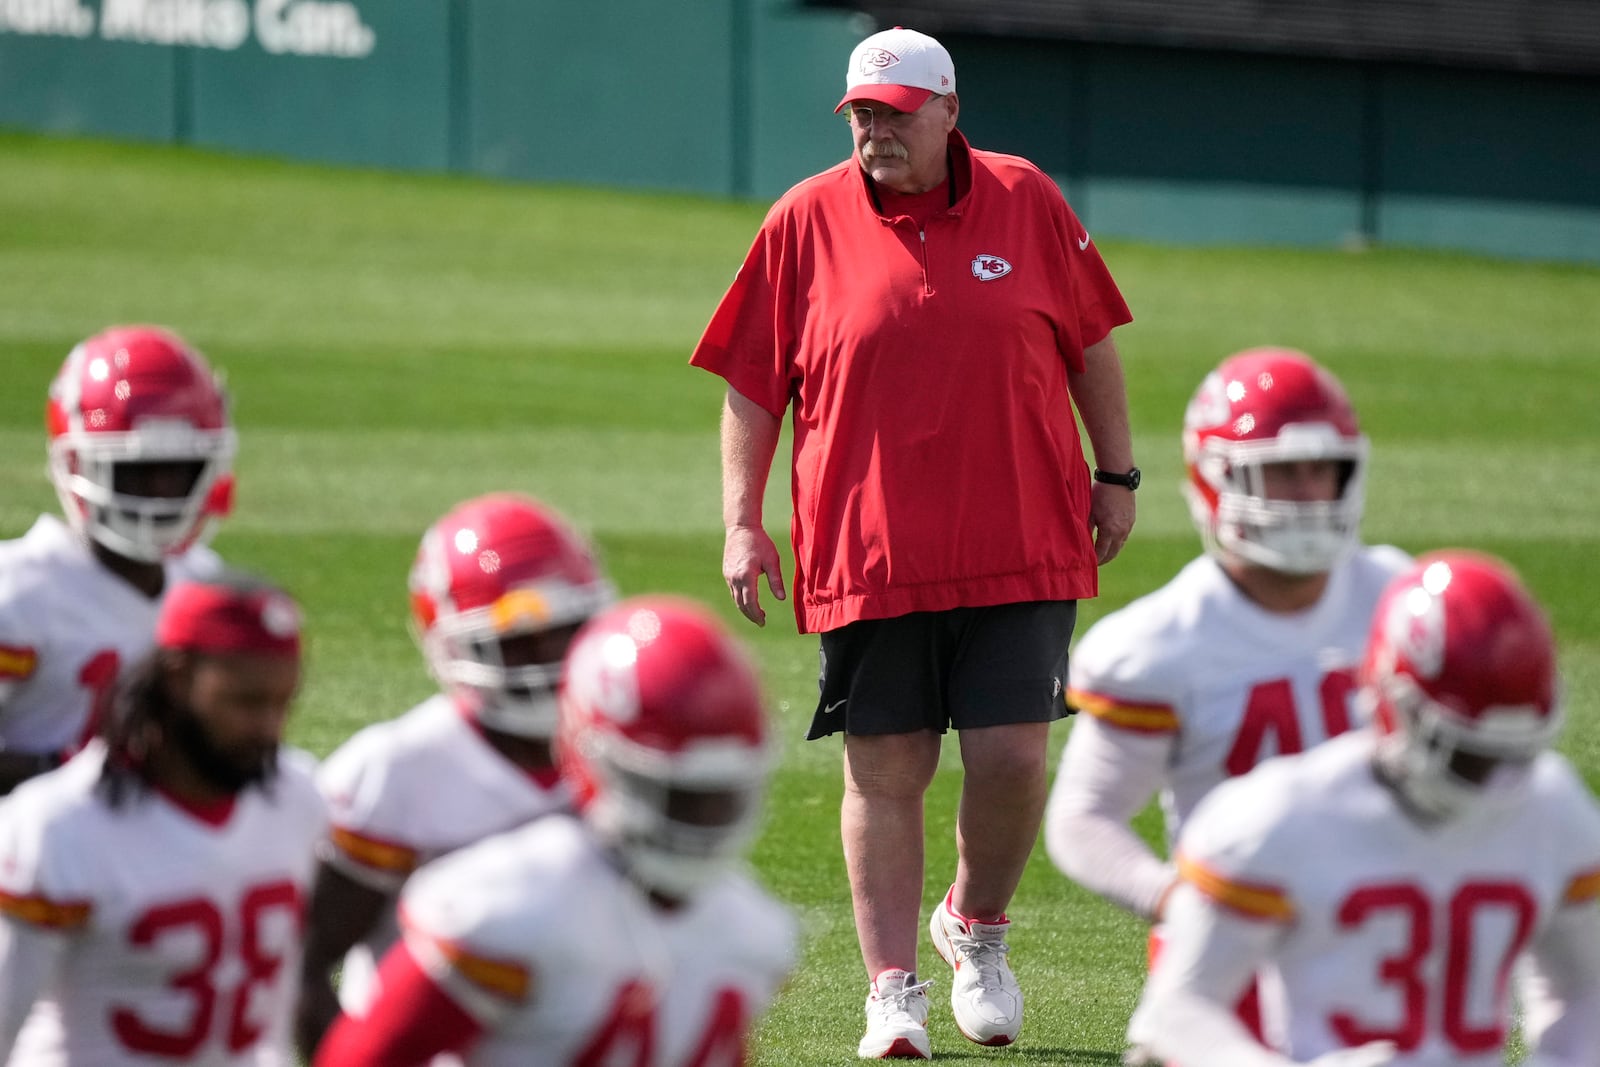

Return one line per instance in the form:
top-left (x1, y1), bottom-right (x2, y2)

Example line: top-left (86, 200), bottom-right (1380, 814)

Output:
top-left (95, 647), bottom-right (180, 808)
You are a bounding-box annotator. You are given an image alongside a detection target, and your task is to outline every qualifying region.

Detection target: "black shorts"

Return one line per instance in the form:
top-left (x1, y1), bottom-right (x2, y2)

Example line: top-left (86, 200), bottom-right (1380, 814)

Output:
top-left (807, 601), bottom-right (1079, 739)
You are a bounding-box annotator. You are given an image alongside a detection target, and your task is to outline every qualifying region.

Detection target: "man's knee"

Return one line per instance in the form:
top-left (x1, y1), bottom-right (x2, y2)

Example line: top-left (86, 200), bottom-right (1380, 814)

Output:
top-left (844, 731), bottom-right (940, 798)
top-left (958, 722), bottom-right (1049, 787)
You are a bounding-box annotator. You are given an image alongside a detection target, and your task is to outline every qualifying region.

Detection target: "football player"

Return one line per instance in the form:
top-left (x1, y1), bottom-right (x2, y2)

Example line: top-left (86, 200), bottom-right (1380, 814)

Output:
top-left (0, 570), bottom-right (325, 1064)
top-left (1126, 550), bottom-right (1600, 1066)
top-left (295, 493), bottom-right (616, 1061)
top-left (1045, 348), bottom-right (1410, 1038)
top-left (0, 326), bottom-right (235, 792)
top-left (311, 595), bottom-right (798, 1066)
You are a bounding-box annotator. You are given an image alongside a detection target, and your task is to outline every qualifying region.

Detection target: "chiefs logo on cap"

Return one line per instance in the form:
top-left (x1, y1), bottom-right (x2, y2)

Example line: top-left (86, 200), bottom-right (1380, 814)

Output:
top-left (858, 47), bottom-right (900, 74)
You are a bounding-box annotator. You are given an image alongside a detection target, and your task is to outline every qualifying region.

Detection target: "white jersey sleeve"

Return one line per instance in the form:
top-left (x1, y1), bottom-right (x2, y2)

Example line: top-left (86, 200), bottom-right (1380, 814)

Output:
top-left (0, 910), bottom-right (70, 1059)
top-left (1127, 882), bottom-right (1301, 1067)
top-left (1045, 715), bottom-right (1176, 921)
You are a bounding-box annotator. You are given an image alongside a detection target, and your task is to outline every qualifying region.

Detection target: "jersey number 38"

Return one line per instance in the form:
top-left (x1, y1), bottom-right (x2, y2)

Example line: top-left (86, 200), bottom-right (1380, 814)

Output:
top-left (114, 881), bottom-right (303, 1057)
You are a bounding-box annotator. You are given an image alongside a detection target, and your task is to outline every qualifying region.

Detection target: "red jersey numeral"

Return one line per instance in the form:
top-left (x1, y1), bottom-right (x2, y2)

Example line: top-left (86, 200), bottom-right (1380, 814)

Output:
top-left (572, 980), bottom-right (751, 1067)
top-left (112, 880), bottom-right (305, 1057)
top-left (1330, 879), bottom-right (1535, 1053)
top-left (1224, 668), bottom-right (1356, 777)
top-left (75, 649), bottom-right (120, 750)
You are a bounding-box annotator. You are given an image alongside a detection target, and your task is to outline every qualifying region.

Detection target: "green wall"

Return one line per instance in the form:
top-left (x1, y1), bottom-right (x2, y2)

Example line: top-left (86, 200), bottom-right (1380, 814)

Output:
top-left (2, 2), bottom-right (1596, 263)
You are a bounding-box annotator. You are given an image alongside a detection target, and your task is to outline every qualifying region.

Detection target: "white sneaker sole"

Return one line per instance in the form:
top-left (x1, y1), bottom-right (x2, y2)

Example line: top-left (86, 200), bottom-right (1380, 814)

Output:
top-left (857, 1033), bottom-right (932, 1059)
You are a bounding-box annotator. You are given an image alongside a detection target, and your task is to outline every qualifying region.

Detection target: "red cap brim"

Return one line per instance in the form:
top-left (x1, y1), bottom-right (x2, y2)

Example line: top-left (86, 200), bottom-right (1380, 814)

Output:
top-left (834, 84), bottom-right (935, 115)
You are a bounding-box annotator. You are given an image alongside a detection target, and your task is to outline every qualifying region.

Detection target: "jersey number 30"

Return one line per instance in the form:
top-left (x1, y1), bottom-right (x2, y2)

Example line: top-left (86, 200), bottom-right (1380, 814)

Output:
top-left (1332, 880), bottom-right (1534, 1054)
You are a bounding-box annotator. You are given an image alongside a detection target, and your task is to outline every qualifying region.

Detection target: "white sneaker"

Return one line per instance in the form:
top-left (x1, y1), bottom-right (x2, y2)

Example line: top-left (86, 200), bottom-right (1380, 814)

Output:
top-left (857, 969), bottom-right (933, 1059)
top-left (929, 888), bottom-right (1022, 1046)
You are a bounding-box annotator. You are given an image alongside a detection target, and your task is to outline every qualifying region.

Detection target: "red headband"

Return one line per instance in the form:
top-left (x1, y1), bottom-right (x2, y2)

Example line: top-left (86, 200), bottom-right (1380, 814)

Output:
top-left (157, 580), bottom-right (302, 658)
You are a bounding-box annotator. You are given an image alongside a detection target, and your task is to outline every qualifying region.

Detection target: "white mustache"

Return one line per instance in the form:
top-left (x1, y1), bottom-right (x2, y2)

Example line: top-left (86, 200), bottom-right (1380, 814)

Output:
top-left (861, 141), bottom-right (908, 161)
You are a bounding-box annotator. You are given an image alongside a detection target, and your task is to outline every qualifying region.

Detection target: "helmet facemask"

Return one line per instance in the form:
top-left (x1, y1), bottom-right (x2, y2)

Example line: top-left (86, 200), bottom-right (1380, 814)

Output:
top-left (1188, 425), bottom-right (1368, 575)
top-left (421, 583), bottom-right (608, 740)
top-left (1373, 673), bottom-right (1561, 823)
top-left (580, 731), bottom-right (770, 900)
top-left (50, 420), bottom-right (237, 564)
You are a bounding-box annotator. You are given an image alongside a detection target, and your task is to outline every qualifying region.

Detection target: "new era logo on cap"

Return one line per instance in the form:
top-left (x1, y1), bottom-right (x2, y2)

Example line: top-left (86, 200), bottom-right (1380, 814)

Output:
top-left (836, 27), bottom-right (956, 114)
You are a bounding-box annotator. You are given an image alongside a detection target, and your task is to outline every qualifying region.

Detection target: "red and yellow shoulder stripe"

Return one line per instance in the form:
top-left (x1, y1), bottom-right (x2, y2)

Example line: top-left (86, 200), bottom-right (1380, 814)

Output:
top-left (1177, 851), bottom-right (1294, 923)
top-left (1565, 866), bottom-right (1600, 905)
top-left (328, 825), bottom-right (420, 876)
top-left (0, 645), bottom-right (38, 682)
top-left (406, 927), bottom-right (531, 1004)
top-left (0, 888), bottom-right (92, 930)
top-left (1068, 687), bottom-right (1179, 734)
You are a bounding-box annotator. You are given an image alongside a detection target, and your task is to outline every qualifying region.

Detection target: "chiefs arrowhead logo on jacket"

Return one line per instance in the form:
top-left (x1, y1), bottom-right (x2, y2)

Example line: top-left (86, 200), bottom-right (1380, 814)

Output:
top-left (971, 255), bottom-right (1012, 282)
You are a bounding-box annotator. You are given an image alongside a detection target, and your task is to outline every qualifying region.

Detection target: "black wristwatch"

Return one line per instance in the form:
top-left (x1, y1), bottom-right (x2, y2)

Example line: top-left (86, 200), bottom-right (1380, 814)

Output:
top-left (1093, 466), bottom-right (1141, 491)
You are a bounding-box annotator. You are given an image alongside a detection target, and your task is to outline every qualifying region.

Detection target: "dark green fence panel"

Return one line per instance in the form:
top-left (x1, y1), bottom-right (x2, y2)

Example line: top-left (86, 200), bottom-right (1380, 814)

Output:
top-left (0, 25), bottom-right (177, 141)
top-left (1071, 46), bottom-right (1366, 247)
top-left (2, 2), bottom-right (1597, 261)
top-left (186, 2), bottom-right (453, 170)
top-left (744, 0), bottom-right (867, 199)
top-left (1375, 65), bottom-right (1600, 261)
top-left (464, 1), bottom-right (739, 194)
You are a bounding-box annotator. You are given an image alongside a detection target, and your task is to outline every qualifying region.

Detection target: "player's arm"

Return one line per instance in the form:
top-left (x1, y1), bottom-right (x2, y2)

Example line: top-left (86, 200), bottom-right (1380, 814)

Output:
top-left (1126, 885), bottom-right (1395, 1067)
top-left (1045, 713), bottom-right (1178, 921)
top-left (1515, 897), bottom-right (1600, 1065)
top-left (312, 940), bottom-right (482, 1067)
top-left (296, 859), bottom-right (396, 1061)
top-left (0, 914), bottom-right (71, 1056)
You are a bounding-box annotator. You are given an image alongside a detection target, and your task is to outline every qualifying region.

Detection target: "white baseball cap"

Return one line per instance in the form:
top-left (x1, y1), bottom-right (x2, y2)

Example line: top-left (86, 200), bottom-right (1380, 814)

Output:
top-left (834, 27), bottom-right (956, 114)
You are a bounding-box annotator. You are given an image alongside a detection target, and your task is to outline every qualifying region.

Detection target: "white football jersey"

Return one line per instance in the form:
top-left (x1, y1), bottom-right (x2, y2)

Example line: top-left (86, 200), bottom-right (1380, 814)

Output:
top-left (316, 695), bottom-right (569, 1011)
top-left (0, 741), bottom-right (328, 1065)
top-left (0, 515), bottom-right (222, 754)
top-left (1067, 546), bottom-right (1410, 842)
top-left (399, 814), bottom-right (798, 1067)
top-left (1172, 731), bottom-right (1600, 1065)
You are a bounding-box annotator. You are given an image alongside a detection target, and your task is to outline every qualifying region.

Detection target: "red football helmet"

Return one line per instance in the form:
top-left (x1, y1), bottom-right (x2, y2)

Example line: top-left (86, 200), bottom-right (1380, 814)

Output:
top-left (1364, 550), bottom-right (1562, 821)
top-left (46, 326), bottom-right (236, 563)
top-left (409, 493), bottom-right (614, 739)
top-left (1182, 347), bottom-right (1368, 574)
top-left (557, 595), bottom-right (772, 899)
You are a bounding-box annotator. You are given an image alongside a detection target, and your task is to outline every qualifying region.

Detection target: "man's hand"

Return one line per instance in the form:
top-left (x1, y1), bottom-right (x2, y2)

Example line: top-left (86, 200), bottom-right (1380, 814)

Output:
top-left (1089, 482), bottom-right (1136, 564)
top-left (723, 524), bottom-right (786, 627)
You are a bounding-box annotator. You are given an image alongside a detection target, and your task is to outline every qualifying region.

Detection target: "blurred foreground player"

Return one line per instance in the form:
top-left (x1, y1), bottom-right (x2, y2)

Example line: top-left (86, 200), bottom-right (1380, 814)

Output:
top-left (314, 596), bottom-right (797, 1066)
top-left (297, 493), bottom-right (615, 1059)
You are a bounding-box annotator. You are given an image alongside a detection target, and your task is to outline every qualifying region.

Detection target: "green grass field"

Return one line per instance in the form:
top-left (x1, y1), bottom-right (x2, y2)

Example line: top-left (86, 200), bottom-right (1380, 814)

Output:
top-left (2, 129), bottom-right (1598, 1064)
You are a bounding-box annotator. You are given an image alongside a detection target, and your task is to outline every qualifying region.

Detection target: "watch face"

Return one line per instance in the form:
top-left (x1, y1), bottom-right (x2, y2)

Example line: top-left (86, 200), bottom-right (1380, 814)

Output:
top-left (1126, 467), bottom-right (1141, 490)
